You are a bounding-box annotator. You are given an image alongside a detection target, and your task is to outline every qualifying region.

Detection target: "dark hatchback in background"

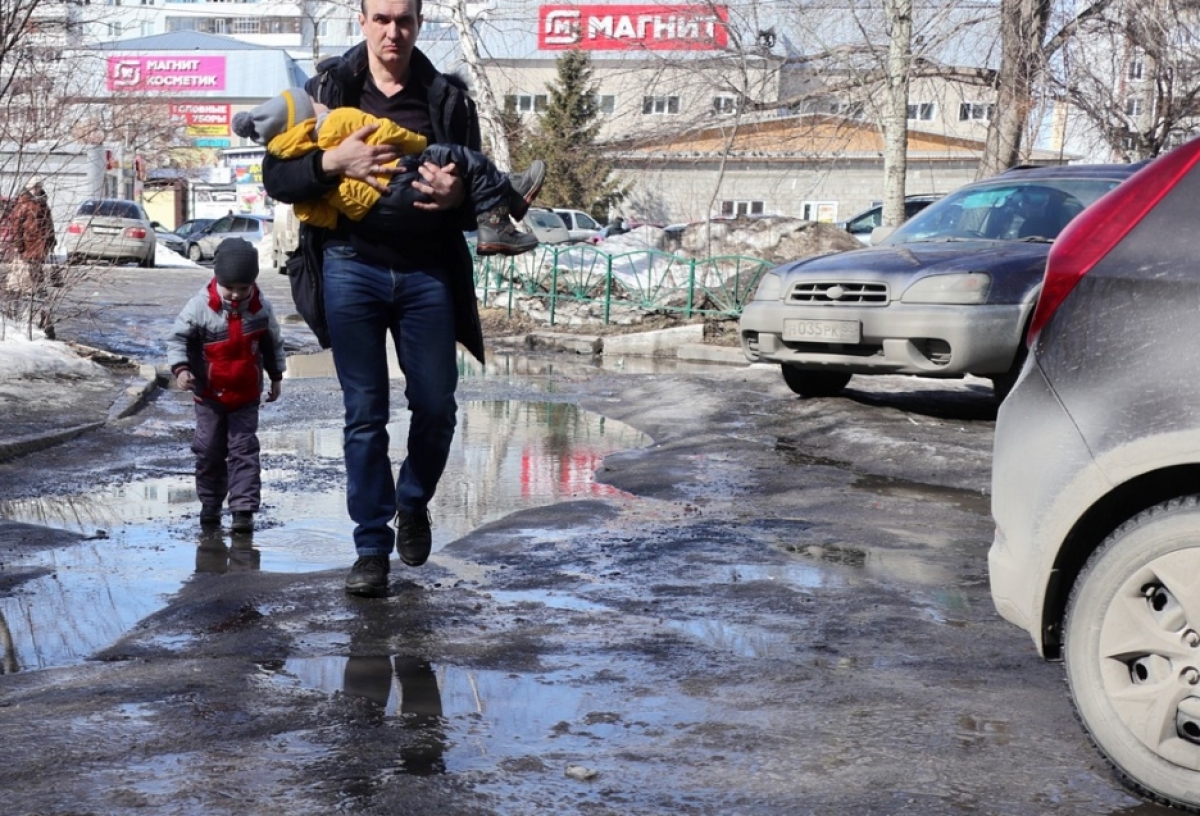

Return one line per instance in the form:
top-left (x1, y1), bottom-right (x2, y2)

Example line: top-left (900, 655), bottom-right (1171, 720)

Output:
top-left (989, 139), bottom-right (1200, 811)
top-left (739, 162), bottom-right (1141, 400)
top-left (836, 193), bottom-right (941, 245)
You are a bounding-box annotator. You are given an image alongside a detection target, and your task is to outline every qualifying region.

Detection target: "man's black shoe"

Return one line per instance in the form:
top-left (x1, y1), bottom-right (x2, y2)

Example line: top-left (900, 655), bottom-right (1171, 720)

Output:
top-left (508, 159), bottom-right (546, 222)
top-left (231, 510), bottom-right (254, 534)
top-left (396, 509), bottom-right (433, 567)
top-left (345, 555), bottom-right (390, 597)
top-left (200, 505), bottom-right (221, 526)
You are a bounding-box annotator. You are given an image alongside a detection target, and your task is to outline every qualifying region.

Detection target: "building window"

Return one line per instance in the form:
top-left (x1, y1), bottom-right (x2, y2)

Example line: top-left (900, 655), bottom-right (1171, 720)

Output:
top-left (801, 201), bottom-right (838, 222)
top-left (1125, 97), bottom-right (1144, 116)
top-left (1129, 58), bottom-right (1144, 80)
top-left (232, 18), bottom-right (257, 33)
top-left (504, 94), bottom-right (549, 114)
top-left (642, 95), bottom-right (680, 115)
top-left (720, 200), bottom-right (765, 217)
top-left (907, 102), bottom-right (935, 121)
top-left (958, 102), bottom-right (993, 122)
top-left (713, 95), bottom-right (738, 115)
top-left (592, 94), bottom-right (615, 115)
top-left (107, 21), bottom-right (122, 35)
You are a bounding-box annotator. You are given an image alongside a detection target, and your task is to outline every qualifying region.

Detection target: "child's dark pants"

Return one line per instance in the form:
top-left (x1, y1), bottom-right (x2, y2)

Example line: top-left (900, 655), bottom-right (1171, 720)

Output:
top-left (192, 400), bottom-right (262, 511)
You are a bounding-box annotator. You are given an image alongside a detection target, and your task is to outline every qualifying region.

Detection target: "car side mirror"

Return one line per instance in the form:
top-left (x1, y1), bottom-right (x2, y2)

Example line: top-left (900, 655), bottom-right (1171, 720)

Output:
top-left (870, 225), bottom-right (896, 243)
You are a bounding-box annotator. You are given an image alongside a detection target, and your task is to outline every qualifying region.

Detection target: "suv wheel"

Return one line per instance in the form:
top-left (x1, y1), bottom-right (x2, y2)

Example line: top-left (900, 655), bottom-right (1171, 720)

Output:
top-left (780, 366), bottom-right (851, 398)
top-left (1064, 496), bottom-right (1200, 811)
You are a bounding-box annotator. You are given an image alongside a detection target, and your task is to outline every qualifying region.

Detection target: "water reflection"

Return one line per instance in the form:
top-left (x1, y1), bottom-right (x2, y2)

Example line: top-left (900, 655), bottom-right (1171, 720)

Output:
top-left (0, 401), bottom-right (648, 673)
top-left (194, 527), bottom-right (261, 574)
top-left (342, 655), bottom-right (447, 776)
top-left (276, 655), bottom-right (714, 774)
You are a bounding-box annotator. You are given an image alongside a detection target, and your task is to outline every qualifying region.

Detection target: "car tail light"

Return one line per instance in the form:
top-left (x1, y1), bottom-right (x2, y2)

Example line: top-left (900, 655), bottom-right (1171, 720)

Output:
top-left (67, 222), bottom-right (83, 234)
top-left (125, 227), bottom-right (147, 239)
top-left (1027, 139), bottom-right (1200, 345)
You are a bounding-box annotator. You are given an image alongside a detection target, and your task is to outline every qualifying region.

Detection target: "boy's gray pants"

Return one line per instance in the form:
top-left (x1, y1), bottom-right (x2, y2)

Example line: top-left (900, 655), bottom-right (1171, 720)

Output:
top-left (193, 400), bottom-right (261, 511)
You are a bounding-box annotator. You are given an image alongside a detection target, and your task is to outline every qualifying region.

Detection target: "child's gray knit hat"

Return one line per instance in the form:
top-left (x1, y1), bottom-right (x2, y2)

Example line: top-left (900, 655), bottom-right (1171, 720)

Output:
top-left (232, 87), bottom-right (315, 145)
top-left (214, 238), bottom-right (260, 286)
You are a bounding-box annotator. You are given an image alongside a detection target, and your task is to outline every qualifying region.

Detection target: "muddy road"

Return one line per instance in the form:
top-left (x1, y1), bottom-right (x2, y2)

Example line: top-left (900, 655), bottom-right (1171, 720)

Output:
top-left (0, 265), bottom-right (1175, 815)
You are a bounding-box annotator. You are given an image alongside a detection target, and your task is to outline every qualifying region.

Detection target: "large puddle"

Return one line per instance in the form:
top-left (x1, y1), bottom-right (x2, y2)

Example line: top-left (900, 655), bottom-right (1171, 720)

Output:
top-left (0, 400), bottom-right (650, 673)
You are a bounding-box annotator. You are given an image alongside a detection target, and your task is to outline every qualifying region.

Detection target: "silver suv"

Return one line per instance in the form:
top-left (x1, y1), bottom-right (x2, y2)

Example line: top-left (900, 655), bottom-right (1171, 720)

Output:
top-left (989, 138), bottom-right (1200, 810)
top-left (184, 214), bottom-right (273, 263)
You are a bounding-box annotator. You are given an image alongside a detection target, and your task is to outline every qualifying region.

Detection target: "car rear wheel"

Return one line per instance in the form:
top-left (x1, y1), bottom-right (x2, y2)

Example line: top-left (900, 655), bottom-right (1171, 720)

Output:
top-left (1064, 496), bottom-right (1200, 812)
top-left (187, 244), bottom-right (203, 263)
top-left (780, 366), bottom-right (851, 397)
top-left (140, 251), bottom-right (154, 269)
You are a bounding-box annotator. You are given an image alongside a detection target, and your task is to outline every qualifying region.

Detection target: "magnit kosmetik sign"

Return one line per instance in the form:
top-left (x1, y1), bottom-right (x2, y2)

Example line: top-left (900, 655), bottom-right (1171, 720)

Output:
top-left (107, 56), bottom-right (227, 93)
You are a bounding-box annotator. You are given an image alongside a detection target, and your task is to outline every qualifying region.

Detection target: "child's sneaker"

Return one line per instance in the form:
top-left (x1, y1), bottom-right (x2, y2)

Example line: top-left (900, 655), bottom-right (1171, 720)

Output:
top-left (231, 510), bottom-right (254, 534)
top-left (476, 205), bottom-right (539, 256)
top-left (200, 505), bottom-right (221, 526)
top-left (507, 159), bottom-right (546, 222)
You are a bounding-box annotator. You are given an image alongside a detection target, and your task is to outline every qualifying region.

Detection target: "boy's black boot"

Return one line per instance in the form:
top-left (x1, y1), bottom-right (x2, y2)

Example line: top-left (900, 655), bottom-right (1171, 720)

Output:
top-left (231, 510), bottom-right (254, 534)
top-left (200, 504), bottom-right (221, 526)
top-left (476, 205), bottom-right (539, 256)
top-left (507, 159), bottom-right (547, 222)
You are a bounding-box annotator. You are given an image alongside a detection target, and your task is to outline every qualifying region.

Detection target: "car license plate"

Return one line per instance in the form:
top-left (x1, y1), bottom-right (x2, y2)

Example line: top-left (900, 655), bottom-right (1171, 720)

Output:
top-left (783, 319), bottom-right (861, 343)
top-left (92, 226), bottom-right (120, 235)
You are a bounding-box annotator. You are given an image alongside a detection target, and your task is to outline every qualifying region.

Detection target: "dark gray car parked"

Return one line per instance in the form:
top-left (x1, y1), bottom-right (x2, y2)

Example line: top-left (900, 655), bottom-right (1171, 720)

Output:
top-left (740, 163), bottom-right (1141, 400)
top-left (989, 139), bottom-right (1200, 811)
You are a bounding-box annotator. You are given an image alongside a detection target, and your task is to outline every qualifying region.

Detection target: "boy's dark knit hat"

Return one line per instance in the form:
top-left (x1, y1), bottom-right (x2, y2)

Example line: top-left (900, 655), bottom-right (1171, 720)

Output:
top-left (232, 87), bottom-right (315, 146)
top-left (213, 238), bottom-right (260, 286)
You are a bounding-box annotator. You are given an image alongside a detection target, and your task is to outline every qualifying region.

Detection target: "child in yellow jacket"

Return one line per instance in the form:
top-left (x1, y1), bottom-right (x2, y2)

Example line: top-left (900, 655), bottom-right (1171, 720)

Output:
top-left (234, 87), bottom-right (546, 256)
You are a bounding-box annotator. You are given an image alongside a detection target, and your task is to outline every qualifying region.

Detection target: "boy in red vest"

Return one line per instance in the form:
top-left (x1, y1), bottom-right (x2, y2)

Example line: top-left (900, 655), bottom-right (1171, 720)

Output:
top-left (167, 238), bottom-right (286, 533)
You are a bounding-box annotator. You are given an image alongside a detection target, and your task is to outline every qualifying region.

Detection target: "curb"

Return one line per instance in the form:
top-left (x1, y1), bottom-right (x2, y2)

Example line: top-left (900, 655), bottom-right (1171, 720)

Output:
top-left (0, 364), bottom-right (160, 464)
top-left (0, 422), bottom-right (106, 463)
top-left (107, 366), bottom-right (162, 422)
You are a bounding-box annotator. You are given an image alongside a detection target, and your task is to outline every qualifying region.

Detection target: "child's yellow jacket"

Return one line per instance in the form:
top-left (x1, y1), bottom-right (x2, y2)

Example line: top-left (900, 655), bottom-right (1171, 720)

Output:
top-left (268, 108), bottom-right (429, 229)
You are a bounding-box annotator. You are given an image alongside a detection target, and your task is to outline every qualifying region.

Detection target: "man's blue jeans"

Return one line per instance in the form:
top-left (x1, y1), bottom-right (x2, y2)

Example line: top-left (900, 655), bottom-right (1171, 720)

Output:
top-left (322, 245), bottom-right (459, 556)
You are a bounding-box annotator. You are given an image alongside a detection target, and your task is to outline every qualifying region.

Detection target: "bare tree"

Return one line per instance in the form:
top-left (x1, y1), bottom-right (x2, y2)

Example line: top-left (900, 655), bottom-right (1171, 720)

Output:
top-left (978, 0), bottom-right (1114, 176)
top-left (1051, 0), bottom-right (1200, 161)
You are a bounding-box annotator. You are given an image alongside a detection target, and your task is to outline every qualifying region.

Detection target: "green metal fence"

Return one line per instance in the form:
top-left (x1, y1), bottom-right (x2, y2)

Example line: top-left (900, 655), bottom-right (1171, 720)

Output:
top-left (473, 242), bottom-right (771, 326)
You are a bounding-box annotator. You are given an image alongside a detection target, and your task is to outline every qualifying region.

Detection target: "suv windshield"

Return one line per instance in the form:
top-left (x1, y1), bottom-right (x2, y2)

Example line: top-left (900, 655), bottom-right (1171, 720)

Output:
top-left (882, 178), bottom-right (1124, 244)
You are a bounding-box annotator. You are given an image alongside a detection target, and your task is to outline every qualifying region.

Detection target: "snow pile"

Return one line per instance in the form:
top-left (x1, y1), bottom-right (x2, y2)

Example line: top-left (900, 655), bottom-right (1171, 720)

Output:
top-left (0, 317), bottom-right (107, 380)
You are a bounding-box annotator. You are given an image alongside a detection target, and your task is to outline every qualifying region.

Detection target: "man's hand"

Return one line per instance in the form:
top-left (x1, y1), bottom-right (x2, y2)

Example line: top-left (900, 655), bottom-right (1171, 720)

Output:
top-left (412, 161), bottom-right (466, 211)
top-left (266, 380), bottom-right (282, 403)
top-left (321, 124), bottom-right (400, 192)
top-left (176, 370), bottom-right (195, 392)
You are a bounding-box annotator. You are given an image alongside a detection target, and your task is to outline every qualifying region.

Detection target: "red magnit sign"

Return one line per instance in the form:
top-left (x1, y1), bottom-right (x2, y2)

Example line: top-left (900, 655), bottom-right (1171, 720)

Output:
top-left (538, 4), bottom-right (729, 51)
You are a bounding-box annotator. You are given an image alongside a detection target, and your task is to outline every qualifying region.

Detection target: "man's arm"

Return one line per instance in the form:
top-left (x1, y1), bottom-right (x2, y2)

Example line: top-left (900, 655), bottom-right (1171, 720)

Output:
top-left (264, 123), bottom-right (405, 202)
top-left (262, 152), bottom-right (337, 205)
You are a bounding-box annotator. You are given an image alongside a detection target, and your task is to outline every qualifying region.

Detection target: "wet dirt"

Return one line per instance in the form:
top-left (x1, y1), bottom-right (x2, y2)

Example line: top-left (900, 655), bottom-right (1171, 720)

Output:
top-left (0, 310), bottom-right (1178, 814)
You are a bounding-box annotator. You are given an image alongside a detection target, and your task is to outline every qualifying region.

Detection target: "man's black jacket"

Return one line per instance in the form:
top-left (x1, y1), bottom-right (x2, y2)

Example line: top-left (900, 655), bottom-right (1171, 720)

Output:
top-left (262, 42), bottom-right (486, 362)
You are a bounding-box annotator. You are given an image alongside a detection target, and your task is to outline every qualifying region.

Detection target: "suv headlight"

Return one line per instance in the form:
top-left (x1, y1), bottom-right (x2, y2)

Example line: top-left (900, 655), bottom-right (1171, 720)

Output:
top-left (901, 272), bottom-right (991, 304)
top-left (753, 272), bottom-right (783, 301)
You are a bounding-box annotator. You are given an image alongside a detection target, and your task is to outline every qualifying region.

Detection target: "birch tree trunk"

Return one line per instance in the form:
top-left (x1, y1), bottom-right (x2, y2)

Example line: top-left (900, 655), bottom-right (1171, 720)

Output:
top-left (443, 0), bottom-right (511, 169)
top-left (881, 0), bottom-right (912, 227)
top-left (979, 0), bottom-right (1051, 177)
